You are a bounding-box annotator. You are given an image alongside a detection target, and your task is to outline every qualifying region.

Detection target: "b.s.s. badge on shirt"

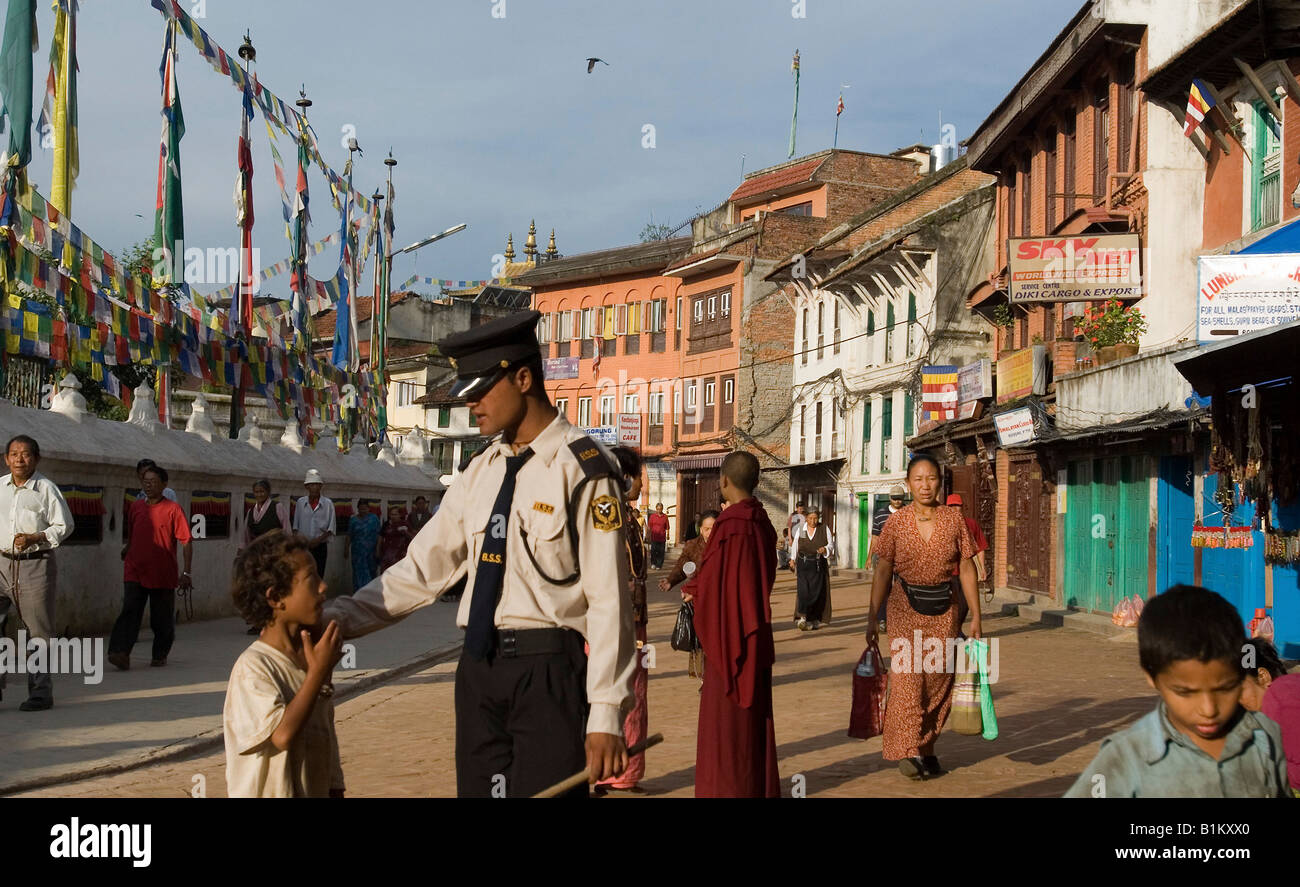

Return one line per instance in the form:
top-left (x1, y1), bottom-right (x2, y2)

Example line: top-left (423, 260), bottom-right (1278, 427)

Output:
top-left (590, 495), bottom-right (622, 532)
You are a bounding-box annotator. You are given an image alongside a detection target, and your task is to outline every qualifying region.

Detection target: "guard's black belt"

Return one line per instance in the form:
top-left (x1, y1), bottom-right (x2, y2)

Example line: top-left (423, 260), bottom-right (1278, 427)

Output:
top-left (493, 627), bottom-right (579, 658)
top-left (1, 550), bottom-right (48, 561)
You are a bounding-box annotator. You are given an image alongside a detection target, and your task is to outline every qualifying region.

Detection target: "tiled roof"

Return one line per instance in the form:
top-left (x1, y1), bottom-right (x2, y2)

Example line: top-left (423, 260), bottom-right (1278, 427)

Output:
top-left (312, 291), bottom-right (416, 340)
top-left (728, 157), bottom-right (825, 203)
top-left (511, 237), bottom-right (691, 286)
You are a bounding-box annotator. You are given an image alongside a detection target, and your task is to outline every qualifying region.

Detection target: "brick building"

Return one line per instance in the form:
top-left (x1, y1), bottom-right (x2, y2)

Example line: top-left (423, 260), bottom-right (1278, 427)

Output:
top-left (931, 0), bottom-right (1247, 609)
top-left (664, 149), bottom-right (922, 532)
top-left (767, 156), bottom-right (996, 568)
top-left (513, 237), bottom-right (691, 523)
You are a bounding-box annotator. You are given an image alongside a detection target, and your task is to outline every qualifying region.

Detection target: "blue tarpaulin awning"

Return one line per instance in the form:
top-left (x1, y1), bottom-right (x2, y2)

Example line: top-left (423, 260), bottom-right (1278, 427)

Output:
top-left (1236, 217), bottom-right (1300, 254)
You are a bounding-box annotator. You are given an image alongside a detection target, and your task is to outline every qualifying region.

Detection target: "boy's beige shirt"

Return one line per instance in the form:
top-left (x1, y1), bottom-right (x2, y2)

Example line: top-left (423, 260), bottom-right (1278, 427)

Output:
top-left (224, 641), bottom-right (344, 798)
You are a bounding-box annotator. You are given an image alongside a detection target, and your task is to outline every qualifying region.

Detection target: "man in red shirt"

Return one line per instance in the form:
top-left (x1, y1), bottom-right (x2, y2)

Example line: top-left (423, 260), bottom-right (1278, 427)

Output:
top-left (946, 493), bottom-right (988, 637)
top-left (108, 464), bottom-right (193, 669)
top-left (646, 503), bottom-right (670, 569)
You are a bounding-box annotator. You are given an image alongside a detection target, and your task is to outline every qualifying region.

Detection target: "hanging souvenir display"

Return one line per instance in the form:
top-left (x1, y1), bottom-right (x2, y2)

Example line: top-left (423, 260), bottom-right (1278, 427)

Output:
top-left (1264, 531), bottom-right (1300, 565)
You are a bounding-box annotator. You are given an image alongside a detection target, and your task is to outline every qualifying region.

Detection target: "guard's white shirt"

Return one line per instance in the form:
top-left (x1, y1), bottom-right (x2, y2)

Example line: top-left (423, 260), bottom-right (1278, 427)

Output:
top-left (293, 496), bottom-right (336, 540)
top-left (325, 413), bottom-right (636, 736)
top-left (0, 471), bottom-right (73, 556)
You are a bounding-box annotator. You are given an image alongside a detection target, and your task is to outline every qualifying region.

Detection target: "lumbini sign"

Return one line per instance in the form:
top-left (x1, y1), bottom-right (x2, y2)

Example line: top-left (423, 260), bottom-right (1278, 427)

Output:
top-left (1196, 254), bottom-right (1300, 343)
top-left (1008, 234), bottom-right (1141, 304)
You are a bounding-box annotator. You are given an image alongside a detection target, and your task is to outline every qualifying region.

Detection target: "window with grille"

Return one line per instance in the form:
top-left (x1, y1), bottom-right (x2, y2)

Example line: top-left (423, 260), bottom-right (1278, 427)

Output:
top-left (1063, 114), bottom-right (1077, 215)
top-left (817, 302), bottom-right (825, 359)
top-left (814, 400), bottom-right (823, 461)
top-left (1022, 154), bottom-right (1032, 237)
top-left (1094, 83), bottom-right (1110, 203)
top-left (719, 375), bottom-right (734, 429)
top-left (799, 404), bottom-right (806, 463)
top-left (880, 395), bottom-right (893, 474)
top-left (1251, 100), bottom-right (1282, 231)
top-left (1045, 129), bottom-right (1058, 232)
top-left (885, 302), bottom-right (895, 363)
top-left (1006, 167), bottom-right (1017, 243)
top-left (861, 400), bottom-right (872, 475)
top-left (906, 292), bottom-right (917, 357)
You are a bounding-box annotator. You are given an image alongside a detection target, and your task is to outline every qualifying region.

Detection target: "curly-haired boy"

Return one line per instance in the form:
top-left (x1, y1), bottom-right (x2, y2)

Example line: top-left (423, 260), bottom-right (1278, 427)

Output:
top-left (223, 530), bottom-right (345, 797)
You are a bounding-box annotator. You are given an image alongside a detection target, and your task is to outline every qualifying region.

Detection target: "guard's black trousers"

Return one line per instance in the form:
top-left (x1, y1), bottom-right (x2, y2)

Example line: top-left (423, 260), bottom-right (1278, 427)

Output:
top-left (454, 632), bottom-right (589, 798)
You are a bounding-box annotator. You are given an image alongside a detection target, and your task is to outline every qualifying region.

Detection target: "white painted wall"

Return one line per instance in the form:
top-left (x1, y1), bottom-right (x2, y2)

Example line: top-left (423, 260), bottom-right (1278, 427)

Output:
top-left (0, 385), bottom-right (443, 634)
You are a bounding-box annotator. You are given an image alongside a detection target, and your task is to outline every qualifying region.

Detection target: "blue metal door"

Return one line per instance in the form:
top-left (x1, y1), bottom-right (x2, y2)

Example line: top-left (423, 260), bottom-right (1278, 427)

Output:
top-left (1157, 455), bottom-right (1195, 592)
top-left (1200, 473), bottom-right (1263, 627)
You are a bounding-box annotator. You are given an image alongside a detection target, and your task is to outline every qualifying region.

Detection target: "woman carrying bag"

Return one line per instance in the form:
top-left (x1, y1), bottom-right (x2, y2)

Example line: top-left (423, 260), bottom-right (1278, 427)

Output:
top-left (866, 454), bottom-right (979, 781)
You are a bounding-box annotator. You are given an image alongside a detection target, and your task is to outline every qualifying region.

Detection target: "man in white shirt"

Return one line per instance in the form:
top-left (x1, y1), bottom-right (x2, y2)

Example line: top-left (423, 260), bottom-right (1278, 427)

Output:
top-left (0, 435), bottom-right (73, 710)
top-left (293, 469), bottom-right (335, 579)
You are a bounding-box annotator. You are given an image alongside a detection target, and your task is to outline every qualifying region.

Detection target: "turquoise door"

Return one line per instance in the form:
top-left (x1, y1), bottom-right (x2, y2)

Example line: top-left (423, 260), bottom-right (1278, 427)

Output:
top-left (1117, 455), bottom-right (1150, 601)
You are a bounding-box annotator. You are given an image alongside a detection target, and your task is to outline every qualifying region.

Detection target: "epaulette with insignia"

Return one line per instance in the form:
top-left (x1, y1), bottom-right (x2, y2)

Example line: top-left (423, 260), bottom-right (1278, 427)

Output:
top-left (568, 437), bottom-right (614, 480)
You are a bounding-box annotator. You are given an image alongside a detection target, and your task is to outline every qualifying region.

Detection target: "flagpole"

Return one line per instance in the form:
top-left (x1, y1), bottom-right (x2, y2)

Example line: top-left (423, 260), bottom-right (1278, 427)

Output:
top-left (231, 30), bottom-right (257, 439)
top-left (291, 87), bottom-right (313, 439)
top-left (788, 49), bottom-right (800, 159)
top-left (371, 186), bottom-right (386, 444)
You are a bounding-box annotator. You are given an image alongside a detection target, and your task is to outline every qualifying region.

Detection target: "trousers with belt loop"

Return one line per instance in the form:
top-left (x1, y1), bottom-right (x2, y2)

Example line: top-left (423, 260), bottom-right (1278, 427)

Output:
top-left (454, 627), bottom-right (590, 798)
top-left (0, 552), bottom-right (57, 703)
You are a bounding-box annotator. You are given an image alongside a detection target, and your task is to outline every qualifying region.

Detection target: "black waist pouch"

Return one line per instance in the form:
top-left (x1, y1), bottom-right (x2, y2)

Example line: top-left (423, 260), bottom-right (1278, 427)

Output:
top-left (897, 576), bottom-right (953, 616)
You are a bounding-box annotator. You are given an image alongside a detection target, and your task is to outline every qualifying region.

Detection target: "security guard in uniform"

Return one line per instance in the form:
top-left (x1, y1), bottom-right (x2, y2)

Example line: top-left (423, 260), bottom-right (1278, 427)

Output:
top-left (324, 310), bottom-right (636, 797)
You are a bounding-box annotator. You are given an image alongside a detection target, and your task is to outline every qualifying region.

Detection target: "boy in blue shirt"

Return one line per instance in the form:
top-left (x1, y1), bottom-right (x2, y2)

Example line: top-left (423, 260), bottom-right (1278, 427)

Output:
top-left (1066, 585), bottom-right (1289, 798)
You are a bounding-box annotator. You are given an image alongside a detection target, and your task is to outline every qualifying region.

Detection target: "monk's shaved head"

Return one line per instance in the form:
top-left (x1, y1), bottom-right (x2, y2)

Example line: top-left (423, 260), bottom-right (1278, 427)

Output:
top-left (721, 450), bottom-right (760, 495)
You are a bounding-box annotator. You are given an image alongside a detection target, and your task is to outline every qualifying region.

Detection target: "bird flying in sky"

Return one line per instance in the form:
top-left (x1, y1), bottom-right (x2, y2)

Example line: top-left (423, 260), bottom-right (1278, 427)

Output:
top-left (586, 57), bottom-right (609, 73)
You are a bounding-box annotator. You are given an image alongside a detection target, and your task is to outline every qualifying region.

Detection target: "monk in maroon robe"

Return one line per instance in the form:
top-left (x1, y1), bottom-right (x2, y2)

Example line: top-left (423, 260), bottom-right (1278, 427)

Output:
top-left (686, 451), bottom-right (780, 798)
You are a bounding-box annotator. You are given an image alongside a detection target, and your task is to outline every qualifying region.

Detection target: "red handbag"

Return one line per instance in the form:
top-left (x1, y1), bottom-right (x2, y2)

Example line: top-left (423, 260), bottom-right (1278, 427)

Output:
top-left (848, 642), bottom-right (887, 740)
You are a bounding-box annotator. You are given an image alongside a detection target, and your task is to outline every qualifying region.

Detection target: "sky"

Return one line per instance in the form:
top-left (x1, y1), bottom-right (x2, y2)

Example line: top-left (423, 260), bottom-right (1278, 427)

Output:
top-left (3, 0), bottom-right (1083, 296)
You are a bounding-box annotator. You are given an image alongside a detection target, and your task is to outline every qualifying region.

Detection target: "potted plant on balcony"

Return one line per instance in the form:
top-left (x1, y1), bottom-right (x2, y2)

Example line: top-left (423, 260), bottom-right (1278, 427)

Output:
top-left (1077, 299), bottom-right (1147, 364)
top-left (991, 303), bottom-right (1016, 359)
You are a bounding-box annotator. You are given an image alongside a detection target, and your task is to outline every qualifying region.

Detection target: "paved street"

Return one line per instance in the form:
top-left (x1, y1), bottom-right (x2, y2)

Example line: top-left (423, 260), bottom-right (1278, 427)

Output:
top-left (15, 566), bottom-right (1153, 798)
top-left (1, 596), bottom-right (463, 795)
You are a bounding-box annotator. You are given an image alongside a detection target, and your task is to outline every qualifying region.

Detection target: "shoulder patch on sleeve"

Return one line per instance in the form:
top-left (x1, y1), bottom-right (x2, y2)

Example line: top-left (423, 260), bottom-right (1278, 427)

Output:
top-left (591, 494), bottom-right (622, 532)
top-left (568, 437), bottom-right (613, 480)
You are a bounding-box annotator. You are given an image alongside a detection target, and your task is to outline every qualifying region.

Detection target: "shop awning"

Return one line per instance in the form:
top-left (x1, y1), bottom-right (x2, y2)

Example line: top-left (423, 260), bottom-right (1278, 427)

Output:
top-left (669, 453), bottom-right (726, 470)
top-left (1237, 218), bottom-right (1300, 254)
top-left (1173, 318), bottom-right (1300, 393)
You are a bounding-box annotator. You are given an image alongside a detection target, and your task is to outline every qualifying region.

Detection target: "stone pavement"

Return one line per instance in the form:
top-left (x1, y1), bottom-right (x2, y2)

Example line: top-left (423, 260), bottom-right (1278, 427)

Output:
top-left (1, 595), bottom-right (463, 795)
top-left (18, 567), bottom-right (1156, 798)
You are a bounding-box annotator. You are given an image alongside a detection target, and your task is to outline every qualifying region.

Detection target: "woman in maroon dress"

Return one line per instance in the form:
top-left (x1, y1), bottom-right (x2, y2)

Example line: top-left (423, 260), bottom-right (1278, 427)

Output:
top-left (867, 454), bottom-right (979, 780)
top-left (376, 505), bottom-right (412, 574)
top-left (596, 446), bottom-right (650, 792)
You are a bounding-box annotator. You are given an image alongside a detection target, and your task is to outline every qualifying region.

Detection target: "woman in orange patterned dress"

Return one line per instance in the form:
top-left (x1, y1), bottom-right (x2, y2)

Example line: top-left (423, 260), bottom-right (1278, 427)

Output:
top-left (867, 454), bottom-right (980, 780)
